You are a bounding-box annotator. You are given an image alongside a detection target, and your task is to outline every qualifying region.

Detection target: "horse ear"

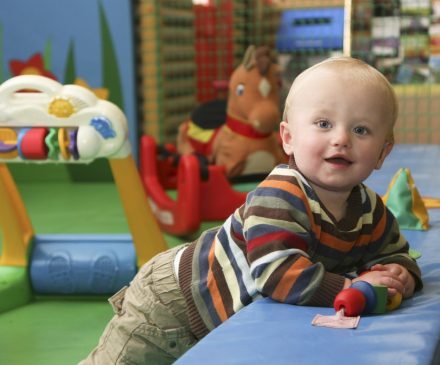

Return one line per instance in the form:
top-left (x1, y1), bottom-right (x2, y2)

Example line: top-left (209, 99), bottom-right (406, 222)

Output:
top-left (255, 46), bottom-right (272, 75)
top-left (242, 45), bottom-right (256, 71)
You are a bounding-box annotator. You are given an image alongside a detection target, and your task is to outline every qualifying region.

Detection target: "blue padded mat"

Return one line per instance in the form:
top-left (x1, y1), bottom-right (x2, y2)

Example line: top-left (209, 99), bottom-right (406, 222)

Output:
top-left (175, 145), bottom-right (440, 365)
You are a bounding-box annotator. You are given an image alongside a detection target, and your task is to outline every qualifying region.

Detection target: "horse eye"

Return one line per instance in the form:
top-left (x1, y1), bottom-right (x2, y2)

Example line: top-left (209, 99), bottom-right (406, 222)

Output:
top-left (236, 84), bottom-right (244, 96)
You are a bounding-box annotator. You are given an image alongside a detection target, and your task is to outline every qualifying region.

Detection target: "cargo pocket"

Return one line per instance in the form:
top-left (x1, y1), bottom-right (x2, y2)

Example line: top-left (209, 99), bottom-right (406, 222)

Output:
top-left (117, 302), bottom-right (197, 364)
top-left (109, 286), bottom-right (128, 315)
top-left (118, 323), bottom-right (197, 365)
top-left (135, 324), bottom-right (183, 355)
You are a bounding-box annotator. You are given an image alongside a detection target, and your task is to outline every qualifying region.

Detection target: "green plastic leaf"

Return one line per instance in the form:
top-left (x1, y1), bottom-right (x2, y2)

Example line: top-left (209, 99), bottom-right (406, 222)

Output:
top-left (64, 39), bottom-right (76, 85)
top-left (99, 2), bottom-right (124, 111)
top-left (44, 36), bottom-right (52, 71)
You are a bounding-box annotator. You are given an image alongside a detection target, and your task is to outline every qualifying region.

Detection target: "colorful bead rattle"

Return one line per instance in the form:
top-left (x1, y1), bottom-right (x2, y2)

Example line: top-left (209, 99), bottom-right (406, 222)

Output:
top-left (312, 280), bottom-right (403, 329)
top-left (334, 280), bottom-right (402, 317)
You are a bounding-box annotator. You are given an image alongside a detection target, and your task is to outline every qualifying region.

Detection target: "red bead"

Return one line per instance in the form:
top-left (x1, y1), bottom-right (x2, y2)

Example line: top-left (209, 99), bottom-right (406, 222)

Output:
top-left (334, 288), bottom-right (366, 317)
top-left (20, 128), bottom-right (49, 159)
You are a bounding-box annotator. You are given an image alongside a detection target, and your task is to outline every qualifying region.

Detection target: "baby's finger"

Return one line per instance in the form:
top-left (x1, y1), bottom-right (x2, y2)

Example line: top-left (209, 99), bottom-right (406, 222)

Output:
top-left (387, 287), bottom-right (398, 298)
top-left (380, 276), bottom-right (406, 296)
top-left (370, 264), bottom-right (385, 271)
top-left (383, 264), bottom-right (403, 276)
top-left (382, 269), bottom-right (407, 285)
top-left (375, 270), bottom-right (402, 282)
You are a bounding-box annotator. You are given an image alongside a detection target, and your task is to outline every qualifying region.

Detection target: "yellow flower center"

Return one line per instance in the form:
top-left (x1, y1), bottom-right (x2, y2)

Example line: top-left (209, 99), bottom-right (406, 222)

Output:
top-left (21, 67), bottom-right (42, 76)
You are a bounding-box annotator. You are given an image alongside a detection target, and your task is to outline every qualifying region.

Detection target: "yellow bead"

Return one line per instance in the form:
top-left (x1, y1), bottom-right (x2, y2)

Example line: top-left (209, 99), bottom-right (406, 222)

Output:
top-left (386, 291), bottom-right (402, 311)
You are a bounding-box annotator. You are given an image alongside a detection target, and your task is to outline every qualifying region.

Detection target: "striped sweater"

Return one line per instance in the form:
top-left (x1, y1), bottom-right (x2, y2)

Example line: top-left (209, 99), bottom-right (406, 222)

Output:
top-left (179, 158), bottom-right (423, 340)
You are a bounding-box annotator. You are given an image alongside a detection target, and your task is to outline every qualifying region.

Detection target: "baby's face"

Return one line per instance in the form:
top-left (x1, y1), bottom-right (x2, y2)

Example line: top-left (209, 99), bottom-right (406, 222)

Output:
top-left (280, 69), bottom-right (393, 195)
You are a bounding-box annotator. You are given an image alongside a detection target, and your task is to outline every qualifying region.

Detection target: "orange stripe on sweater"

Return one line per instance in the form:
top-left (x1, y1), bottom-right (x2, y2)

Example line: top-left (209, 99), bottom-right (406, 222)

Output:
top-left (354, 234), bottom-right (372, 247)
top-left (319, 231), bottom-right (356, 252)
top-left (258, 179), bottom-right (319, 235)
top-left (207, 237), bottom-right (228, 322)
top-left (271, 256), bottom-right (311, 302)
top-left (320, 231), bottom-right (373, 252)
top-left (371, 209), bottom-right (386, 242)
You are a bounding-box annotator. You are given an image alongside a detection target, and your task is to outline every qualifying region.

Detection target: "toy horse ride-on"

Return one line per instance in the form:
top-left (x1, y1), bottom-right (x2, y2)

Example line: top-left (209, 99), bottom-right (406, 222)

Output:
top-left (140, 46), bottom-right (287, 236)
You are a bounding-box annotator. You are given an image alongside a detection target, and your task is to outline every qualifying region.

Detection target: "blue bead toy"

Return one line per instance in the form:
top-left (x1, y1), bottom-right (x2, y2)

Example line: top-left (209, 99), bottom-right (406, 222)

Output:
top-left (350, 281), bottom-right (378, 315)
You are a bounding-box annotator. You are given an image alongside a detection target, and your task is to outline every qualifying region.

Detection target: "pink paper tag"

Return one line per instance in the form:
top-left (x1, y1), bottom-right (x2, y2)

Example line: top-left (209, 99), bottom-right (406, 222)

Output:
top-left (311, 309), bottom-right (360, 329)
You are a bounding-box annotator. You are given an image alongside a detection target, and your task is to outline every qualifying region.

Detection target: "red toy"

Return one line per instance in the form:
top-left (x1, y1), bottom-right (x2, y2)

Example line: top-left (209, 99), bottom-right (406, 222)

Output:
top-left (333, 280), bottom-right (402, 317)
top-left (140, 135), bottom-right (248, 236)
top-left (334, 288), bottom-right (367, 317)
top-left (139, 45), bottom-right (291, 236)
top-left (312, 281), bottom-right (402, 329)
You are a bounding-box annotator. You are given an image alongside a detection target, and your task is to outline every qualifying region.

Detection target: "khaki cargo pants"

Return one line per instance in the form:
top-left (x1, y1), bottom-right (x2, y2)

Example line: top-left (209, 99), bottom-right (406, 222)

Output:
top-left (79, 244), bottom-right (197, 365)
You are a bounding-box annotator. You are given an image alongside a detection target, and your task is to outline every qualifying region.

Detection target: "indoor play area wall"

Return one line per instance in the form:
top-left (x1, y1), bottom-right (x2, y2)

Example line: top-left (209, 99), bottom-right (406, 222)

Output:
top-left (138, 0), bottom-right (440, 144)
top-left (1, 1), bottom-right (439, 150)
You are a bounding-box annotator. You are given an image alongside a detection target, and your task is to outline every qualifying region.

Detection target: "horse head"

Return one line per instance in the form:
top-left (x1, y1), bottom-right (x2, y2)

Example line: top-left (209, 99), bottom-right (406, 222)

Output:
top-left (227, 45), bottom-right (282, 135)
top-left (175, 45), bottom-right (286, 178)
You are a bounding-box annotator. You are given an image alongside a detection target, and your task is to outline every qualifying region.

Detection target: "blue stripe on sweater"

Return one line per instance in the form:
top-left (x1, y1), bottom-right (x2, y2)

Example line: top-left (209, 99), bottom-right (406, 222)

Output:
top-left (252, 261), bottom-right (271, 280)
top-left (197, 230), bottom-right (223, 327)
top-left (246, 190), bottom-right (256, 205)
top-left (216, 226), bottom-right (252, 306)
top-left (231, 214), bottom-right (243, 237)
top-left (284, 264), bottom-right (320, 304)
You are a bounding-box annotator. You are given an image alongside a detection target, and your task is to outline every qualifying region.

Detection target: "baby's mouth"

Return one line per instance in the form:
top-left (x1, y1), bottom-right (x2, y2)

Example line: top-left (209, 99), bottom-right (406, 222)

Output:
top-left (325, 157), bottom-right (352, 165)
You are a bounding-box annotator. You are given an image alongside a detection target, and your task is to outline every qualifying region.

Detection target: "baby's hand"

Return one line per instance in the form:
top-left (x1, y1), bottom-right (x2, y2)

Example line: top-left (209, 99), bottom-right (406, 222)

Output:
top-left (370, 264), bottom-right (415, 299)
top-left (352, 269), bottom-right (405, 298)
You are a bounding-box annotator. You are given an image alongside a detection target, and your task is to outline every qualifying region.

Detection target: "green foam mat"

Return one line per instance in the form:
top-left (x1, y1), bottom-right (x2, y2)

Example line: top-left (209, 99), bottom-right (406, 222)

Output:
top-left (0, 299), bottom-right (113, 364)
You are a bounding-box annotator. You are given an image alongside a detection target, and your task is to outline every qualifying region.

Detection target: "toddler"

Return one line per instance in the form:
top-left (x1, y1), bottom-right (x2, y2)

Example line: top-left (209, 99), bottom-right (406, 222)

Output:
top-left (80, 57), bottom-right (422, 365)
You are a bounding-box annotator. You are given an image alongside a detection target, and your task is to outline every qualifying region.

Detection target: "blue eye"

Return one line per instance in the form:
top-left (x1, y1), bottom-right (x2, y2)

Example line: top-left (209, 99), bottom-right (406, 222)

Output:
top-left (354, 126), bottom-right (368, 135)
top-left (236, 84), bottom-right (244, 96)
top-left (317, 120), bottom-right (331, 128)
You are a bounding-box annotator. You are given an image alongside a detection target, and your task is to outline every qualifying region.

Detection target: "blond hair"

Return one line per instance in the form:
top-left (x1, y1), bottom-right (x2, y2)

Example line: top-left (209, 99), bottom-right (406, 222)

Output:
top-left (283, 57), bottom-right (398, 142)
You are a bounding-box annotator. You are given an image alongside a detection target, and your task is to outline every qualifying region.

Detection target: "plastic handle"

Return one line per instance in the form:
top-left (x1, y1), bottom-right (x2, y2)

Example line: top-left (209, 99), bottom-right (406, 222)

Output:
top-left (0, 75), bottom-right (62, 103)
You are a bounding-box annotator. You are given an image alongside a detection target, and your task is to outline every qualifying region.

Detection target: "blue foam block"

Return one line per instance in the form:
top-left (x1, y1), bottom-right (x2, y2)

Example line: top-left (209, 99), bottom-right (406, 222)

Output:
top-left (30, 234), bottom-right (137, 295)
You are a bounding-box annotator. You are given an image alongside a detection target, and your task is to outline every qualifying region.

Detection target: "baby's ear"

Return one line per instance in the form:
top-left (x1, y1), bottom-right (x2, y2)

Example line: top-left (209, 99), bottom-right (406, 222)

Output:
top-left (280, 121), bottom-right (294, 155)
top-left (375, 142), bottom-right (394, 170)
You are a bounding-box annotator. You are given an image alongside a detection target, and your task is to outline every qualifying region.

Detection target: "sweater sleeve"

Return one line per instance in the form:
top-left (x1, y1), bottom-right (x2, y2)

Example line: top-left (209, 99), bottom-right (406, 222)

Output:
top-left (241, 170), bottom-right (345, 307)
top-left (358, 196), bottom-right (423, 291)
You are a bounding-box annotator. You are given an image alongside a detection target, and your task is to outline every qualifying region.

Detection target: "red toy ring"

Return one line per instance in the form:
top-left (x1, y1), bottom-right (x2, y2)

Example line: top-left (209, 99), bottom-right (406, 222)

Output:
top-left (334, 288), bottom-right (366, 317)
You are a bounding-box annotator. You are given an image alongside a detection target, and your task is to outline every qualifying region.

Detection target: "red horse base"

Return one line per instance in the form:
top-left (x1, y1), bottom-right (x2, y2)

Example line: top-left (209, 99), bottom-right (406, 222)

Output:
top-left (140, 135), bottom-right (248, 236)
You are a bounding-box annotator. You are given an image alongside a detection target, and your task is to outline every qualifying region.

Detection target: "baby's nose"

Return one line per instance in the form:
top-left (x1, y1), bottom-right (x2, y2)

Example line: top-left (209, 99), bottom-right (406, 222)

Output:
top-left (331, 129), bottom-right (351, 147)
